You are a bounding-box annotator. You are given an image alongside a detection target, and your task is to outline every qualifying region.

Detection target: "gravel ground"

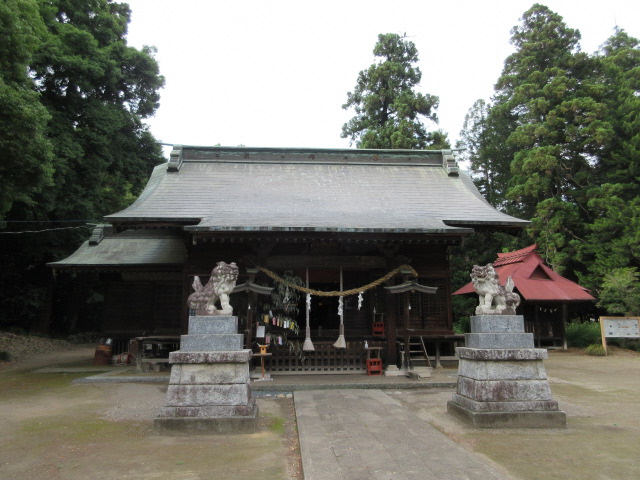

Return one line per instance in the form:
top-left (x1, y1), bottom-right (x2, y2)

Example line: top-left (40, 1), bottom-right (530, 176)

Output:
top-left (0, 331), bottom-right (75, 365)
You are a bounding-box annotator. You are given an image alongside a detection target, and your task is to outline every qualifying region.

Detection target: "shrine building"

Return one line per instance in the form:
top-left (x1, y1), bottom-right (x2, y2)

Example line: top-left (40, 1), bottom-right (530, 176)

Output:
top-left (454, 244), bottom-right (595, 349)
top-left (50, 145), bottom-right (528, 373)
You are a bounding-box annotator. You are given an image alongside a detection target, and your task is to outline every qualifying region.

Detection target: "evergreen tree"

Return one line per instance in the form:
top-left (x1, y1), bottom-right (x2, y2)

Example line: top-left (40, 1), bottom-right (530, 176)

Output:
top-left (457, 99), bottom-right (516, 210)
top-left (0, 0), bottom-right (54, 219)
top-left (29, 0), bottom-right (165, 222)
top-left (489, 4), bottom-right (609, 275)
top-left (341, 33), bottom-right (448, 149)
top-left (455, 7), bottom-right (640, 314)
top-left (576, 29), bottom-right (640, 291)
top-left (0, 0), bottom-right (165, 331)
top-left (593, 28), bottom-right (640, 192)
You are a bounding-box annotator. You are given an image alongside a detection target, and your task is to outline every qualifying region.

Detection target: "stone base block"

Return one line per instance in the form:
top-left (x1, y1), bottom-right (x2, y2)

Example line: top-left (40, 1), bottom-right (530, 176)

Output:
top-left (457, 377), bottom-right (552, 402)
top-left (180, 334), bottom-right (243, 352)
top-left (447, 401), bottom-right (566, 428)
top-left (457, 348), bottom-right (548, 361)
top-left (169, 363), bottom-right (249, 385)
top-left (188, 316), bottom-right (237, 334)
top-left (450, 393), bottom-right (559, 413)
top-left (164, 383), bottom-right (252, 407)
top-left (384, 365), bottom-right (406, 377)
top-left (465, 332), bottom-right (534, 349)
top-left (170, 350), bottom-right (252, 364)
top-left (458, 358), bottom-right (548, 381)
top-left (158, 397), bottom-right (257, 418)
top-left (470, 315), bottom-right (525, 333)
top-left (154, 404), bottom-right (258, 435)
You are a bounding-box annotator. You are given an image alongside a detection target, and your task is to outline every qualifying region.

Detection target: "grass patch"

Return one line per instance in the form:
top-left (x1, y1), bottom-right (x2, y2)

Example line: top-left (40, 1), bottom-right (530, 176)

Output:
top-left (585, 344), bottom-right (607, 356)
top-left (0, 372), bottom-right (91, 400)
top-left (262, 412), bottom-right (286, 434)
top-left (20, 415), bottom-right (127, 443)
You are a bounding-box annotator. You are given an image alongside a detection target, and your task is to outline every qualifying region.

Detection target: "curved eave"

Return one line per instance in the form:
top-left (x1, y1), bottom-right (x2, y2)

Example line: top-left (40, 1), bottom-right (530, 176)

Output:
top-left (183, 225), bottom-right (476, 235)
top-left (443, 219), bottom-right (530, 229)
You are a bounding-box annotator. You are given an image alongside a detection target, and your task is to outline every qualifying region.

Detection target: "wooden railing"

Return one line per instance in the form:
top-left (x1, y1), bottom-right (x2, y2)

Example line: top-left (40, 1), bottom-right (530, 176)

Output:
top-left (265, 340), bottom-right (385, 374)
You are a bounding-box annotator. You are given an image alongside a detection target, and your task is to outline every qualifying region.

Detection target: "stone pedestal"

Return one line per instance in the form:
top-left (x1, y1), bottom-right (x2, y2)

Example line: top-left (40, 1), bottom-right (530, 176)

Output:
top-left (447, 315), bottom-right (566, 428)
top-left (154, 316), bottom-right (258, 434)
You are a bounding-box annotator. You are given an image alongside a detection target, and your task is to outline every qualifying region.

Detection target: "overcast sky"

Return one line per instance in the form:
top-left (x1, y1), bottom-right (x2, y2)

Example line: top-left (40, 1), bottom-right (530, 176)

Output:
top-left (124, 0), bottom-right (640, 157)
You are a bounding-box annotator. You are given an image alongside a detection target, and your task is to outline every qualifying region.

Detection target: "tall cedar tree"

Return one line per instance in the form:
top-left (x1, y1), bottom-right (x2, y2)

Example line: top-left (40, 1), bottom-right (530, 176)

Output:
top-left (0, 0), bottom-right (54, 219)
top-left (341, 33), bottom-right (449, 149)
top-left (0, 0), bottom-right (165, 331)
top-left (457, 7), bottom-right (639, 311)
top-left (576, 29), bottom-right (640, 291)
top-left (489, 4), bottom-right (609, 275)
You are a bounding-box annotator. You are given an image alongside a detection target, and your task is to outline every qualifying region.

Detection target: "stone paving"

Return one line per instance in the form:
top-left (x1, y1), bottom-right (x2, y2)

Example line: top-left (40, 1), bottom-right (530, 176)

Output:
top-left (295, 389), bottom-right (514, 480)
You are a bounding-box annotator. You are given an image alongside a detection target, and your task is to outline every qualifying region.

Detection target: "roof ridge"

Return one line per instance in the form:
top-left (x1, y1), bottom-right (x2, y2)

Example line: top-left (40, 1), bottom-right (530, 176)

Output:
top-left (493, 244), bottom-right (537, 266)
top-left (496, 244), bottom-right (537, 258)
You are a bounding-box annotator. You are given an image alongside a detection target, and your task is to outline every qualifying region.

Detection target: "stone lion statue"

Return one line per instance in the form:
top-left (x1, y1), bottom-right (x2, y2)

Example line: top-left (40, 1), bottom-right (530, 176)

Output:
top-left (471, 264), bottom-right (520, 315)
top-left (188, 261), bottom-right (239, 315)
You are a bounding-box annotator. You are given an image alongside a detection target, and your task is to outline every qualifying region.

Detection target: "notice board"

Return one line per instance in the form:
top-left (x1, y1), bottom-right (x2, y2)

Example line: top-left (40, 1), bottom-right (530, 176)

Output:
top-left (599, 316), bottom-right (640, 353)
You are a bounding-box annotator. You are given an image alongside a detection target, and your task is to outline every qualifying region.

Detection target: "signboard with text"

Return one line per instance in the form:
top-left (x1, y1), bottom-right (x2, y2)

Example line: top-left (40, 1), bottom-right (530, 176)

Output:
top-left (599, 317), bottom-right (640, 354)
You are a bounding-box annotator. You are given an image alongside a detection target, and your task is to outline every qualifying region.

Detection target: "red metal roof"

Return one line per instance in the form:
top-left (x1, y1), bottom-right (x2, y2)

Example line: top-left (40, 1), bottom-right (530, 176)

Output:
top-left (453, 245), bottom-right (595, 302)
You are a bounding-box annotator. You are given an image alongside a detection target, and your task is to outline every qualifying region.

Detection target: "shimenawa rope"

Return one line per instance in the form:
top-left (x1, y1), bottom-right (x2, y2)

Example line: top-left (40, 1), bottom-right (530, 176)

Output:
top-left (256, 264), bottom-right (417, 297)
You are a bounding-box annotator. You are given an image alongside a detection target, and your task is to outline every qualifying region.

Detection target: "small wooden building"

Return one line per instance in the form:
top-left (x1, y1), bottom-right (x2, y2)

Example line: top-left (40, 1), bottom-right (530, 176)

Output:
top-left (51, 145), bottom-right (527, 372)
top-left (453, 245), bottom-right (596, 348)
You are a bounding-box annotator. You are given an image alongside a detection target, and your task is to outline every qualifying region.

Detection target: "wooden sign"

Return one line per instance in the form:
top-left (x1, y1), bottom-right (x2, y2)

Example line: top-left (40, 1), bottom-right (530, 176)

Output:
top-left (599, 317), bottom-right (640, 354)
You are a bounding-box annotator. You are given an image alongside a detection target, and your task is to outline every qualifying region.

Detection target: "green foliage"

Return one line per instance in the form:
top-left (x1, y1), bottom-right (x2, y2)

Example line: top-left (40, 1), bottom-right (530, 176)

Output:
top-left (453, 316), bottom-right (470, 335)
top-left (459, 4), bottom-right (640, 298)
top-left (497, 4), bottom-right (606, 253)
top-left (341, 33), bottom-right (447, 149)
top-left (450, 230), bottom-right (525, 327)
top-left (0, 0), bottom-right (165, 331)
top-left (565, 322), bottom-right (601, 348)
top-left (585, 344), bottom-right (606, 356)
top-left (577, 186), bottom-right (640, 290)
top-left (596, 268), bottom-right (640, 316)
top-left (625, 341), bottom-right (640, 353)
top-left (0, 0), bottom-right (54, 219)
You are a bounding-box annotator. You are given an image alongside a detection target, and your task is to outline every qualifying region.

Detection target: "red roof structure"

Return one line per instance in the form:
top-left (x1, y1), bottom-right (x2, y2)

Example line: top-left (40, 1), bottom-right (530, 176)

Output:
top-left (454, 245), bottom-right (595, 302)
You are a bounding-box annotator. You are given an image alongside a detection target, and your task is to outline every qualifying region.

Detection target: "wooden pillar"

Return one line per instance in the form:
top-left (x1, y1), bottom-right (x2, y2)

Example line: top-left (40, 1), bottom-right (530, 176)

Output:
top-left (180, 269), bottom-right (190, 333)
top-left (561, 303), bottom-right (568, 350)
top-left (384, 281), bottom-right (397, 366)
top-left (534, 305), bottom-right (540, 348)
top-left (402, 273), bottom-right (411, 369)
top-left (244, 269), bottom-right (258, 349)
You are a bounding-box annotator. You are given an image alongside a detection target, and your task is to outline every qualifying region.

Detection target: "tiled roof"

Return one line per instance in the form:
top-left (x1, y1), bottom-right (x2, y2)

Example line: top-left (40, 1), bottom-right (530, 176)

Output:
top-left (48, 229), bottom-right (186, 269)
top-left (454, 245), bottom-right (595, 302)
top-left (493, 244), bottom-right (538, 266)
top-left (105, 146), bottom-right (529, 234)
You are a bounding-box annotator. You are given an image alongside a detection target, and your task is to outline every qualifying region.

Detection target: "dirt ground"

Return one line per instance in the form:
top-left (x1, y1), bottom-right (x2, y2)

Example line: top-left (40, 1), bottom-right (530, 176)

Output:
top-left (393, 347), bottom-right (640, 480)
top-left (1, 346), bottom-right (639, 480)
top-left (0, 347), bottom-right (302, 480)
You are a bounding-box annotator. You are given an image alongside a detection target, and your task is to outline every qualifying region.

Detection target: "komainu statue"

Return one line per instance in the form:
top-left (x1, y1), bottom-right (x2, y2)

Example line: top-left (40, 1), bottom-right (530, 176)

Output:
top-left (188, 261), bottom-right (239, 315)
top-left (471, 264), bottom-right (520, 315)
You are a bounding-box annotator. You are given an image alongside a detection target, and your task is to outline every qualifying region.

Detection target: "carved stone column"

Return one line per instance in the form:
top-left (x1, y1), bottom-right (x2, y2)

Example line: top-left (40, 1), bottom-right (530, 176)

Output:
top-left (447, 315), bottom-right (566, 428)
top-left (154, 315), bottom-right (257, 434)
